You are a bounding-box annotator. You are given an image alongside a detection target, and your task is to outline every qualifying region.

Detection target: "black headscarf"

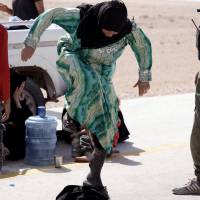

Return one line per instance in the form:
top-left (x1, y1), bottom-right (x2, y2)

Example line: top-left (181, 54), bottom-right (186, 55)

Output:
top-left (77, 0), bottom-right (132, 49)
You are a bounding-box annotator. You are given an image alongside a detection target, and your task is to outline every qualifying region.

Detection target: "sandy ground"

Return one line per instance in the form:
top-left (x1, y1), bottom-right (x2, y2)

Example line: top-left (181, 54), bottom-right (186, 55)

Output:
top-left (1, 0), bottom-right (200, 103)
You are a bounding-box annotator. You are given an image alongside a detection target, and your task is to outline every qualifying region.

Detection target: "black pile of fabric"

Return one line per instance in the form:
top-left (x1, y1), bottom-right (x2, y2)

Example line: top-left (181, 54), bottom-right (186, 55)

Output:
top-left (56, 185), bottom-right (110, 200)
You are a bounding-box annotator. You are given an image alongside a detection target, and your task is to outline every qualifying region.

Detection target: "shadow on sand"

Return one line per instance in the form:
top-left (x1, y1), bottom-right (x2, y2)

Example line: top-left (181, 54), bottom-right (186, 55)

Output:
top-left (106, 141), bottom-right (145, 166)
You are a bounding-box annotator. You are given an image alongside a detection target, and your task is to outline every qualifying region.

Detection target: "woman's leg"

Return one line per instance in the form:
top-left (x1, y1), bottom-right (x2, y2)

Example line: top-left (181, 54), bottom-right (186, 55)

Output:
top-left (84, 135), bottom-right (107, 188)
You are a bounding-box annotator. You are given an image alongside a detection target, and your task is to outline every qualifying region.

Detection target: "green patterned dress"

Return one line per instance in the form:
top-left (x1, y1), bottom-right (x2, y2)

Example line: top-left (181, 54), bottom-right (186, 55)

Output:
top-left (25, 8), bottom-right (152, 153)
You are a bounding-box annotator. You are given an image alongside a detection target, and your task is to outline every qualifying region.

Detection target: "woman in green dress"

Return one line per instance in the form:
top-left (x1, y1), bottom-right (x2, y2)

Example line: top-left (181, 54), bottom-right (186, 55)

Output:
top-left (21, 0), bottom-right (152, 197)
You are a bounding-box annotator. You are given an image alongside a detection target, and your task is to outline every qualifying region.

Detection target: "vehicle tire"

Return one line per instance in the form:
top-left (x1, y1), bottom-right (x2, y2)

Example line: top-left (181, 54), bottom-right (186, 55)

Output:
top-left (22, 77), bottom-right (45, 115)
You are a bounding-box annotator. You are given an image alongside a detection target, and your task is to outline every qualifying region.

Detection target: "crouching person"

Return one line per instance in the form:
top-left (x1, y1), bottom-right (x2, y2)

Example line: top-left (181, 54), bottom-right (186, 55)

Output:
top-left (3, 71), bottom-right (32, 160)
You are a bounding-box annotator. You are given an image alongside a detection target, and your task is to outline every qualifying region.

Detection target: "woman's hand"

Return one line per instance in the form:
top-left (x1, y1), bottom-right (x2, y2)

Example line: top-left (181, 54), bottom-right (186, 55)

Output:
top-left (0, 3), bottom-right (12, 15)
top-left (133, 80), bottom-right (150, 96)
top-left (13, 87), bottom-right (22, 109)
top-left (13, 82), bottom-right (25, 109)
top-left (2, 98), bottom-right (10, 122)
top-left (0, 3), bottom-right (9, 13)
top-left (21, 45), bottom-right (35, 61)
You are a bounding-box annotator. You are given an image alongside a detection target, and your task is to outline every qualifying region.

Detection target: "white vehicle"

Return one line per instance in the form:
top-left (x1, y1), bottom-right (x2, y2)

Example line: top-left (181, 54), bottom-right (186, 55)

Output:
top-left (2, 21), bottom-right (67, 113)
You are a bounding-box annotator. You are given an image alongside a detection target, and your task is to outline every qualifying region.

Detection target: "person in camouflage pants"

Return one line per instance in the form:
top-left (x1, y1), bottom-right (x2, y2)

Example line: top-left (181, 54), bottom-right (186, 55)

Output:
top-left (173, 72), bottom-right (200, 195)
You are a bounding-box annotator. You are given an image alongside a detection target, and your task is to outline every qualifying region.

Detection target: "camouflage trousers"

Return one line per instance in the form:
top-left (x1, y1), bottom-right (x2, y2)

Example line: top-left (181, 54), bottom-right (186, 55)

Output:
top-left (191, 72), bottom-right (200, 183)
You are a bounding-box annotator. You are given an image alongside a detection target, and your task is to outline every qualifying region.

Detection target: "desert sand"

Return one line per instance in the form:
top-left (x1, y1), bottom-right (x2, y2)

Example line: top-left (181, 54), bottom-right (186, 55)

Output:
top-left (1, 0), bottom-right (200, 105)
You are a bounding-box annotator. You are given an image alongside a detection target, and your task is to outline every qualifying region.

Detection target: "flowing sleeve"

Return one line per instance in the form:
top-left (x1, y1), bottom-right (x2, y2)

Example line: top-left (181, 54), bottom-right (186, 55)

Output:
top-left (126, 21), bottom-right (152, 82)
top-left (24, 7), bottom-right (80, 49)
